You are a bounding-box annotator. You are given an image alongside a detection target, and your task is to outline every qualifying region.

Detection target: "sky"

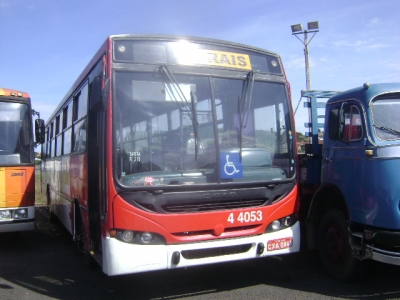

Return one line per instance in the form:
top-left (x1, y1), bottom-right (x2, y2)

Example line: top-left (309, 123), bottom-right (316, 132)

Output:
top-left (1, 0), bottom-right (399, 137)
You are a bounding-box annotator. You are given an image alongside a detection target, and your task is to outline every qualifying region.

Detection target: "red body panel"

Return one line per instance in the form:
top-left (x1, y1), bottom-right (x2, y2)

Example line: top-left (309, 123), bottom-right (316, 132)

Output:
top-left (111, 186), bottom-right (298, 244)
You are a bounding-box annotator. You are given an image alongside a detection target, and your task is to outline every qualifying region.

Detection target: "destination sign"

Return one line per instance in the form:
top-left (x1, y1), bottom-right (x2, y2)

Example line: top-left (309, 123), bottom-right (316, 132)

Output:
top-left (177, 49), bottom-right (252, 70)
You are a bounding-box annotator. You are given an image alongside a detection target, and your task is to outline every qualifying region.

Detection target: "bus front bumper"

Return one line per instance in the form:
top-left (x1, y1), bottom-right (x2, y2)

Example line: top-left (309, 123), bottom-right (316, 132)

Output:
top-left (0, 206), bottom-right (35, 233)
top-left (102, 221), bottom-right (300, 276)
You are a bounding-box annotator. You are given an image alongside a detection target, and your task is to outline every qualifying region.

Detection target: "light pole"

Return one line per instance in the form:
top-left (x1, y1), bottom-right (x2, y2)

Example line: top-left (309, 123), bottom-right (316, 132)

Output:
top-left (291, 21), bottom-right (319, 90)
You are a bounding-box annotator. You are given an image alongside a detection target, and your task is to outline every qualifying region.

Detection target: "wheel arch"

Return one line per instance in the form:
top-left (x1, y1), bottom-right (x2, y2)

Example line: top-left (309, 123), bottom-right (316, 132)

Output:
top-left (306, 183), bottom-right (349, 249)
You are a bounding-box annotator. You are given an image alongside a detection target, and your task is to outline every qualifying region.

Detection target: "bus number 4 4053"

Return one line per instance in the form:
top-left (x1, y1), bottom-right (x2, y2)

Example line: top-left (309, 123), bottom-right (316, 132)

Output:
top-left (227, 211), bottom-right (262, 224)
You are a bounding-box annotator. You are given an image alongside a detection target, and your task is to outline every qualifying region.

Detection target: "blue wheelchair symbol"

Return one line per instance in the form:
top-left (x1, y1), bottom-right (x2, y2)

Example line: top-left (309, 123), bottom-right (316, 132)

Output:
top-left (220, 152), bottom-right (242, 179)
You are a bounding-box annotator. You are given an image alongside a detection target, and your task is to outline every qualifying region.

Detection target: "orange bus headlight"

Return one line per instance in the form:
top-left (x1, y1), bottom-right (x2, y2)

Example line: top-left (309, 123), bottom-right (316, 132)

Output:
top-left (0, 208), bottom-right (28, 220)
top-left (14, 209), bottom-right (28, 219)
top-left (0, 210), bottom-right (12, 220)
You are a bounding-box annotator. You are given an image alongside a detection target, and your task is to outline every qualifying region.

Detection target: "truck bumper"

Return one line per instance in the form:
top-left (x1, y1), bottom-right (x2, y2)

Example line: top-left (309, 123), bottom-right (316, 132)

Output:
top-left (351, 226), bottom-right (400, 266)
top-left (368, 246), bottom-right (400, 266)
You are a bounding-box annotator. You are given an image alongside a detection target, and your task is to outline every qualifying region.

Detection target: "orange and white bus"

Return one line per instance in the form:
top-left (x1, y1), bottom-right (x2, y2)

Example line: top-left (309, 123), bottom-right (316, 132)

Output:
top-left (0, 88), bottom-right (43, 233)
top-left (40, 35), bottom-right (300, 275)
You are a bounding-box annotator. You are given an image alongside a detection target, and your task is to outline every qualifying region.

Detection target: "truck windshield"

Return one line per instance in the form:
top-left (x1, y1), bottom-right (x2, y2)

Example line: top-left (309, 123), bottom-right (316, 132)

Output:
top-left (114, 71), bottom-right (294, 186)
top-left (0, 102), bottom-right (33, 164)
top-left (371, 97), bottom-right (400, 141)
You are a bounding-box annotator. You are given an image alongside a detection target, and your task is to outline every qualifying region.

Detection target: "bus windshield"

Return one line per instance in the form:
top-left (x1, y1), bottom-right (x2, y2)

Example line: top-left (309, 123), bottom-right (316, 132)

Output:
top-left (0, 102), bottom-right (33, 164)
top-left (114, 70), bottom-right (293, 187)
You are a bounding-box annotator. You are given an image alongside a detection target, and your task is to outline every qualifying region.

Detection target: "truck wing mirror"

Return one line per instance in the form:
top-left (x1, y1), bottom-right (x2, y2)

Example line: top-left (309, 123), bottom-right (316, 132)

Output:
top-left (35, 118), bottom-right (45, 144)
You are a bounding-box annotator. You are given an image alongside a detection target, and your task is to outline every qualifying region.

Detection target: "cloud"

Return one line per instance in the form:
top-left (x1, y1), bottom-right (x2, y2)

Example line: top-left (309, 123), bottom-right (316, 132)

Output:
top-left (366, 17), bottom-right (381, 27)
top-left (332, 39), bottom-right (387, 51)
top-left (284, 54), bottom-right (320, 70)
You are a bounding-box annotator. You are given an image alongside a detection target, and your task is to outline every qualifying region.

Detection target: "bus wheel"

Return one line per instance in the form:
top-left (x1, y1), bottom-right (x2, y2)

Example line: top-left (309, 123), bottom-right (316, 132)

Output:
top-left (318, 209), bottom-right (367, 282)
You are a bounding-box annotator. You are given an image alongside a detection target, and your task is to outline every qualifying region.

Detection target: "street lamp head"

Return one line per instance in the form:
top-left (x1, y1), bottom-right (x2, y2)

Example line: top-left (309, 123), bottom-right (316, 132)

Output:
top-left (291, 24), bottom-right (303, 34)
top-left (290, 21), bottom-right (320, 91)
top-left (307, 21), bottom-right (319, 31)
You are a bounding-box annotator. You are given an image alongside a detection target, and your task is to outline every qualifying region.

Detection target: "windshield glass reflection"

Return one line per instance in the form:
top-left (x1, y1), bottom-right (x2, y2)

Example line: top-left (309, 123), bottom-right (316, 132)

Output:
top-left (114, 71), bottom-right (293, 186)
top-left (0, 102), bottom-right (33, 164)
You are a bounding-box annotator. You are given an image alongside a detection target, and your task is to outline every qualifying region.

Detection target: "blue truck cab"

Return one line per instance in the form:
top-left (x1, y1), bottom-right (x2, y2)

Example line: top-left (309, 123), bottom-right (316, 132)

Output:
top-left (301, 83), bottom-right (400, 281)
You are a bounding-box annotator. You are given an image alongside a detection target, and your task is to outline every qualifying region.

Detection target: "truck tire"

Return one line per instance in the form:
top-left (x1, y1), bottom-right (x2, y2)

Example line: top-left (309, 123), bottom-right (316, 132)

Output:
top-left (318, 209), bottom-right (366, 281)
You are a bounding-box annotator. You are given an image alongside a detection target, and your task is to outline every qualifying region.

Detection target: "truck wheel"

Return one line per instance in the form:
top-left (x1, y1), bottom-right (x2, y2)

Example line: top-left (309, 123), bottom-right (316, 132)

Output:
top-left (318, 209), bottom-right (366, 282)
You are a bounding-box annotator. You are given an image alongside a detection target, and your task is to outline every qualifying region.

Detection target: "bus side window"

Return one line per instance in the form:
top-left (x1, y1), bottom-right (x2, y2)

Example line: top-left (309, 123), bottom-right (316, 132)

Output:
top-left (75, 84), bottom-right (88, 122)
top-left (63, 128), bottom-right (72, 155)
top-left (73, 119), bottom-right (87, 153)
top-left (72, 83), bottom-right (88, 153)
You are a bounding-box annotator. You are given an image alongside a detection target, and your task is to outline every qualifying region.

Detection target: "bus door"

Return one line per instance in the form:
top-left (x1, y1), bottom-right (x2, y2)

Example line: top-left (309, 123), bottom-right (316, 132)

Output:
top-left (87, 74), bottom-right (108, 253)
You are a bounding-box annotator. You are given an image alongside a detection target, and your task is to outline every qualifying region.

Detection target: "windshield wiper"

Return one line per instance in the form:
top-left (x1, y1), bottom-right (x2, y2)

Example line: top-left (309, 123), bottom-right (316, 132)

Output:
top-left (237, 71), bottom-right (255, 161)
top-left (159, 65), bottom-right (199, 160)
top-left (373, 124), bottom-right (400, 136)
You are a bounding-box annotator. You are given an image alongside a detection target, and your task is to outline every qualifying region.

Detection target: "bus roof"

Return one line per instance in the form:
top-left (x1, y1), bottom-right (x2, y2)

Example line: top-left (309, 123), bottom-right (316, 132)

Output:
top-left (109, 34), bottom-right (280, 56)
top-left (0, 88), bottom-right (30, 99)
top-left (47, 34), bottom-right (282, 123)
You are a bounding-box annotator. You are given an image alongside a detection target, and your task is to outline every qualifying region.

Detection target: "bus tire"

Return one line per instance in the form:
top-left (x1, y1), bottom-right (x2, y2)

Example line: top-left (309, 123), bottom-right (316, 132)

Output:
top-left (318, 209), bottom-right (367, 282)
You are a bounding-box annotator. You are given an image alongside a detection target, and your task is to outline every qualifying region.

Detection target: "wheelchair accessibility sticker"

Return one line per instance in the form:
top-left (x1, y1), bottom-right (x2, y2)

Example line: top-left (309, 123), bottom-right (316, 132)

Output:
top-left (220, 152), bottom-right (242, 179)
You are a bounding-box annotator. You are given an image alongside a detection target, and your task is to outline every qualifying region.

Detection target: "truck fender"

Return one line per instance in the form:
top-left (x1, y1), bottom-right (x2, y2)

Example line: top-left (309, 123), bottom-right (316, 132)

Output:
top-left (306, 183), bottom-right (348, 249)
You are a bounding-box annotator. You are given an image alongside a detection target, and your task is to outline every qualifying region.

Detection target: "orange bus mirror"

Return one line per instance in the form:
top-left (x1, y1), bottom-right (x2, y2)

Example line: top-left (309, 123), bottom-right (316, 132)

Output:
top-left (35, 119), bottom-right (45, 144)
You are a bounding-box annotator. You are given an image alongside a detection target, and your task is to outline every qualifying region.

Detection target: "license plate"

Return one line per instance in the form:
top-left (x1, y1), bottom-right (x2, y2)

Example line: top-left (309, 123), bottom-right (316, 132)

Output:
top-left (267, 237), bottom-right (293, 251)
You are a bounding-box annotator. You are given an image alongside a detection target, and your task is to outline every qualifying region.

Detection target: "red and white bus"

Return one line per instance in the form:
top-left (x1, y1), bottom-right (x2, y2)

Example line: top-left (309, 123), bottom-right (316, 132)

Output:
top-left (40, 35), bottom-right (300, 275)
top-left (0, 88), bottom-right (44, 233)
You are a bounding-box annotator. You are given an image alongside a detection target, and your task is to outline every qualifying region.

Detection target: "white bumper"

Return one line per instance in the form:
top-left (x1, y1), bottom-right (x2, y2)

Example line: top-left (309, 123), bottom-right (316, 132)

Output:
top-left (0, 206), bottom-right (35, 233)
top-left (102, 221), bottom-right (300, 276)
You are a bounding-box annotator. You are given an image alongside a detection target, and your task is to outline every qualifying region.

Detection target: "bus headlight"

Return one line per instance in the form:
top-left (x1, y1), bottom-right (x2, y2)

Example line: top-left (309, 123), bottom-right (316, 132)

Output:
top-left (114, 229), bottom-right (166, 245)
top-left (121, 230), bottom-right (135, 243)
top-left (140, 232), bottom-right (154, 244)
top-left (265, 214), bottom-right (297, 233)
top-left (271, 220), bottom-right (281, 231)
top-left (0, 210), bottom-right (12, 220)
top-left (14, 209), bottom-right (28, 219)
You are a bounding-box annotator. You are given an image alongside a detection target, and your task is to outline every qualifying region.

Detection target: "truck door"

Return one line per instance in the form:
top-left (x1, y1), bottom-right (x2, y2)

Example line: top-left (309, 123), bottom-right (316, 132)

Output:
top-left (326, 102), bottom-right (366, 224)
